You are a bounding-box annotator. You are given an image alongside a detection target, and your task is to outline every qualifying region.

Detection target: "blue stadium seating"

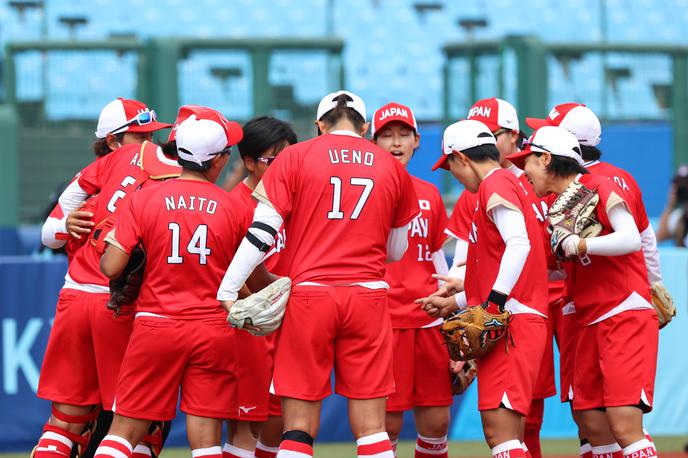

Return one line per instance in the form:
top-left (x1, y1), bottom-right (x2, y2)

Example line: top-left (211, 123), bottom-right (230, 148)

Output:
top-left (0, 0), bottom-right (685, 119)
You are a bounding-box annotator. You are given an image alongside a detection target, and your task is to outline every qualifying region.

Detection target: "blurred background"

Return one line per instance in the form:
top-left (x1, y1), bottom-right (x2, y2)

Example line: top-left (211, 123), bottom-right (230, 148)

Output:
top-left (0, 0), bottom-right (687, 455)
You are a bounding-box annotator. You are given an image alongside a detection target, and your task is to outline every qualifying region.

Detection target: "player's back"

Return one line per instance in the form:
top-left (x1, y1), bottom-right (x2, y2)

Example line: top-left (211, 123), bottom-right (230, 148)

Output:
top-left (120, 179), bottom-right (244, 319)
top-left (68, 143), bottom-right (149, 287)
top-left (259, 132), bottom-right (419, 284)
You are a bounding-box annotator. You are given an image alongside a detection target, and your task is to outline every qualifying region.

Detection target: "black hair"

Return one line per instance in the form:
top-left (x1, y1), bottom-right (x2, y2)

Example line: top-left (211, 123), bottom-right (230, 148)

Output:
top-left (319, 94), bottom-right (365, 134)
top-left (534, 152), bottom-right (589, 177)
top-left (161, 140), bottom-right (179, 160)
top-left (91, 132), bottom-right (125, 158)
top-left (177, 147), bottom-right (229, 172)
top-left (459, 139), bottom-right (500, 163)
top-left (580, 145), bottom-right (602, 162)
top-left (238, 116), bottom-right (298, 161)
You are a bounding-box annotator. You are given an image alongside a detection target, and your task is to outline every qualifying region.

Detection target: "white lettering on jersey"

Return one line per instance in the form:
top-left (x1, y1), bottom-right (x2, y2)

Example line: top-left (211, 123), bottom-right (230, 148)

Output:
top-left (410, 217), bottom-right (429, 238)
top-left (531, 201), bottom-right (549, 223)
top-left (274, 228), bottom-right (286, 252)
top-left (129, 153), bottom-right (140, 166)
top-left (164, 195), bottom-right (218, 214)
top-left (328, 148), bottom-right (374, 167)
top-left (612, 176), bottom-right (630, 192)
top-left (468, 221), bottom-right (478, 244)
top-left (468, 106), bottom-right (491, 119)
top-left (418, 199), bottom-right (430, 210)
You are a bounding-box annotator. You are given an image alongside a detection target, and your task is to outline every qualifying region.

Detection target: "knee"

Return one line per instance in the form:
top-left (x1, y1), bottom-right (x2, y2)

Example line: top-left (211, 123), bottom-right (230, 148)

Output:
top-left (385, 416), bottom-right (403, 441)
top-left (608, 420), bottom-right (636, 445)
top-left (418, 416), bottom-right (450, 439)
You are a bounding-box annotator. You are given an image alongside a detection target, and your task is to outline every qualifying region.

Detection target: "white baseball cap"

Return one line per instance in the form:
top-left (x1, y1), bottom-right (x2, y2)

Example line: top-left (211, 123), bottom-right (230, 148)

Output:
top-left (316, 90), bottom-right (367, 121)
top-left (467, 97), bottom-right (520, 133)
top-left (526, 103), bottom-right (601, 147)
top-left (507, 125), bottom-right (583, 169)
top-left (432, 119), bottom-right (496, 171)
top-left (95, 97), bottom-right (171, 139)
top-left (176, 109), bottom-right (243, 166)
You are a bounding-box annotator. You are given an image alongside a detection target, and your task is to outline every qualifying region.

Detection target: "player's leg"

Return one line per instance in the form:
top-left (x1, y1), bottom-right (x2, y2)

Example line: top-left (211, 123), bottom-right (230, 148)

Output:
top-left (255, 413), bottom-right (283, 458)
top-left (411, 327), bottom-right (453, 458)
top-left (92, 415), bottom-right (151, 458)
top-left (478, 314), bottom-right (547, 458)
top-left (276, 398), bottom-right (321, 458)
top-left (187, 415), bottom-right (223, 458)
top-left (34, 290), bottom-right (102, 458)
top-left (334, 287), bottom-right (396, 458)
top-left (385, 328), bottom-right (414, 453)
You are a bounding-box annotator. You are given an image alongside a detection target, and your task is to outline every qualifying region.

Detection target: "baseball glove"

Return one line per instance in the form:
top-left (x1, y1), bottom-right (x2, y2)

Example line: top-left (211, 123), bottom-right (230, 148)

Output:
top-left (450, 359), bottom-right (478, 395)
top-left (547, 180), bottom-right (603, 260)
top-left (440, 305), bottom-right (511, 361)
top-left (227, 277), bottom-right (291, 336)
top-left (650, 281), bottom-right (676, 329)
top-left (107, 247), bottom-right (146, 316)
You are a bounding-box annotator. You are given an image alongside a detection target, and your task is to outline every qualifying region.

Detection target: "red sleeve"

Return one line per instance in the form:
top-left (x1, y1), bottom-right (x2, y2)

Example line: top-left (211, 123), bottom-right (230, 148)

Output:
top-left (111, 194), bottom-right (142, 254)
top-left (482, 174), bottom-right (524, 215)
top-left (430, 186), bottom-right (448, 252)
top-left (392, 162), bottom-right (420, 227)
top-left (77, 155), bottom-right (107, 195)
top-left (259, 145), bottom-right (298, 219)
top-left (587, 175), bottom-right (627, 228)
top-left (446, 190), bottom-right (476, 241)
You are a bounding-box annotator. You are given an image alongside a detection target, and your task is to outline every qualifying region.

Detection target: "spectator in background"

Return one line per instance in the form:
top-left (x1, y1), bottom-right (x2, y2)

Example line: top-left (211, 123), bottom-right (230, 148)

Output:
top-left (657, 165), bottom-right (688, 247)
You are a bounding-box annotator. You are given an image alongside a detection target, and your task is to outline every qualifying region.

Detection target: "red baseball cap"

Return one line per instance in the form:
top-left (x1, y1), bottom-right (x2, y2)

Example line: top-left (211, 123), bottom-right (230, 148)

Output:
top-left (526, 103), bottom-right (601, 147)
top-left (176, 107), bottom-right (244, 166)
top-left (466, 97), bottom-right (520, 133)
top-left (95, 98), bottom-right (172, 138)
top-left (371, 102), bottom-right (417, 137)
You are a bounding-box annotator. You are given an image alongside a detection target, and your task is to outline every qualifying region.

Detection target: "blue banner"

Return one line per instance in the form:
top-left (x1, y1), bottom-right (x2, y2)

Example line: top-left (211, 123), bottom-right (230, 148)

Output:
top-left (1, 249), bottom-right (687, 451)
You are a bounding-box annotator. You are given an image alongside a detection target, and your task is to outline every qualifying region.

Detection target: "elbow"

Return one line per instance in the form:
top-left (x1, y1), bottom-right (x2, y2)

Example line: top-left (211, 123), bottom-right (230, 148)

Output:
top-left (630, 234), bottom-right (642, 252)
top-left (41, 229), bottom-right (64, 250)
top-left (100, 253), bottom-right (119, 280)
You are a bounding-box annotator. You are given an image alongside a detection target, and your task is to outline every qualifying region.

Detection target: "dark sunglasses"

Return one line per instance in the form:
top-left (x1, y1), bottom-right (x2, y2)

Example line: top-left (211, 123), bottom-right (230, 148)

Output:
top-left (109, 110), bottom-right (157, 134)
top-left (493, 128), bottom-right (512, 137)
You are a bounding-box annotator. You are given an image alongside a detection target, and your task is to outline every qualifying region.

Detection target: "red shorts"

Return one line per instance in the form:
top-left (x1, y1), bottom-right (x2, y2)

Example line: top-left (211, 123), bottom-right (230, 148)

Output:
top-left (572, 309), bottom-right (658, 412)
top-left (386, 326), bottom-right (453, 412)
top-left (229, 331), bottom-right (278, 421)
top-left (532, 299), bottom-right (562, 400)
top-left (557, 305), bottom-right (578, 403)
top-left (37, 289), bottom-right (133, 410)
top-left (268, 394), bottom-right (282, 417)
top-left (478, 314), bottom-right (547, 416)
top-left (273, 285), bottom-right (394, 401)
top-left (114, 316), bottom-right (238, 420)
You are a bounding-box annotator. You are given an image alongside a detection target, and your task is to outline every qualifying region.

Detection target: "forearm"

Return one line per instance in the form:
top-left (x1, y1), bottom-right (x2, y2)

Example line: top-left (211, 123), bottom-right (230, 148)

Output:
top-left (584, 205), bottom-right (641, 256)
top-left (217, 202), bottom-right (283, 301)
top-left (41, 180), bottom-right (90, 248)
top-left (431, 248), bottom-right (449, 288)
top-left (640, 225), bottom-right (662, 283)
top-left (387, 224), bottom-right (410, 262)
top-left (492, 205), bottom-right (530, 295)
top-left (448, 238), bottom-right (468, 280)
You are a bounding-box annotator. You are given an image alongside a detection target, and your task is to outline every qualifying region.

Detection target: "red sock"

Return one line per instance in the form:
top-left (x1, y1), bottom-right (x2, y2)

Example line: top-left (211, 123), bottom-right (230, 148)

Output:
top-left (34, 426), bottom-right (75, 458)
top-left (591, 443), bottom-right (623, 458)
top-left (131, 444), bottom-right (152, 458)
top-left (94, 435), bottom-right (133, 458)
top-left (642, 429), bottom-right (654, 447)
top-left (580, 442), bottom-right (593, 458)
top-left (357, 432), bottom-right (394, 458)
top-left (277, 439), bottom-right (313, 458)
top-left (492, 440), bottom-right (526, 458)
top-left (390, 439), bottom-right (398, 457)
top-left (415, 435), bottom-right (448, 458)
top-left (522, 442), bottom-right (533, 458)
top-left (255, 441), bottom-right (279, 458)
top-left (622, 439), bottom-right (657, 458)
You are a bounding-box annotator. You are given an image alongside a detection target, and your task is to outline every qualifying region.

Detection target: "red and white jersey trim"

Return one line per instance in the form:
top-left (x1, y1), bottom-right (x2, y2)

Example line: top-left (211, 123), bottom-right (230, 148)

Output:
top-left (587, 291), bottom-right (653, 325)
top-left (506, 297), bottom-right (547, 317)
top-left (296, 280), bottom-right (389, 289)
top-left (562, 301), bottom-right (576, 316)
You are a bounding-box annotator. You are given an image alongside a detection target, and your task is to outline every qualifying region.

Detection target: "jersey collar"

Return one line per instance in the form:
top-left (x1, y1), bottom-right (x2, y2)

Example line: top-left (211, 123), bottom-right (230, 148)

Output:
top-left (329, 129), bottom-right (362, 138)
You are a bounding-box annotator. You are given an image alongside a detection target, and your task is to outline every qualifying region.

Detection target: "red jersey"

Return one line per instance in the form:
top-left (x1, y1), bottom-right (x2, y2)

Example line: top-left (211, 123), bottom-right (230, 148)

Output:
top-left (66, 144), bottom-right (151, 287)
top-left (226, 181), bottom-right (287, 275)
top-left (464, 169), bottom-right (548, 315)
top-left (384, 176), bottom-right (448, 328)
top-left (586, 160), bottom-right (650, 232)
top-left (110, 179), bottom-right (244, 319)
top-left (563, 174), bottom-right (652, 325)
top-left (255, 132), bottom-right (420, 285)
top-left (445, 190), bottom-right (478, 241)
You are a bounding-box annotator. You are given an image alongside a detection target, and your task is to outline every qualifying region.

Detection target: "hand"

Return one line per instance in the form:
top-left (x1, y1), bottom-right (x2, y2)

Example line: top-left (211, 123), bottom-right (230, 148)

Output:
top-left (66, 202), bottom-right (95, 239)
top-left (221, 300), bottom-right (235, 313)
top-left (222, 299), bottom-right (263, 334)
top-left (561, 234), bottom-right (587, 257)
top-left (449, 359), bottom-right (467, 374)
top-left (415, 295), bottom-right (459, 318)
top-left (432, 274), bottom-right (464, 297)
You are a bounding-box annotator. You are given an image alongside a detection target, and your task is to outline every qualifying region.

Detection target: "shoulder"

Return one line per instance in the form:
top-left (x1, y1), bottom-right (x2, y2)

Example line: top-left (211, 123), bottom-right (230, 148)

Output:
top-left (411, 175), bottom-right (442, 198)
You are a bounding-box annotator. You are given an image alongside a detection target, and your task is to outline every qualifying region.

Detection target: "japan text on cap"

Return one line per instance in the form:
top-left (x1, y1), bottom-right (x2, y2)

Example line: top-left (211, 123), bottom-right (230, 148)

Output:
top-left (526, 103), bottom-right (601, 147)
top-left (371, 102), bottom-right (417, 137)
top-left (467, 97), bottom-right (519, 133)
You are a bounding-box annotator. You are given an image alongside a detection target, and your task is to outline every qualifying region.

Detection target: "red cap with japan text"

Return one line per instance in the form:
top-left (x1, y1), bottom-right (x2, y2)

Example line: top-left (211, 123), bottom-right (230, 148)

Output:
top-left (467, 97), bottom-right (520, 133)
top-left (371, 102), bottom-right (417, 137)
top-left (526, 103), bottom-right (601, 147)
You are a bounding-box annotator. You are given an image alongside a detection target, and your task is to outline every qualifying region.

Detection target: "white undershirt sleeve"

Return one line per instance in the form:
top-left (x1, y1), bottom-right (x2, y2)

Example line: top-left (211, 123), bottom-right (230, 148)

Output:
top-left (585, 204), bottom-right (641, 256)
top-left (640, 225), bottom-right (662, 283)
top-left (386, 224), bottom-right (410, 262)
top-left (491, 205), bottom-right (531, 295)
top-left (448, 238), bottom-right (468, 280)
top-left (41, 180), bottom-right (90, 249)
top-left (217, 202), bottom-right (283, 302)
top-left (431, 249), bottom-right (449, 287)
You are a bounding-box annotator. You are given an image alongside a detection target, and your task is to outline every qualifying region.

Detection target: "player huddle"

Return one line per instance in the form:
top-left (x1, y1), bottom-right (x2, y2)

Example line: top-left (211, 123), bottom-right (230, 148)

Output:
top-left (32, 91), bottom-right (673, 458)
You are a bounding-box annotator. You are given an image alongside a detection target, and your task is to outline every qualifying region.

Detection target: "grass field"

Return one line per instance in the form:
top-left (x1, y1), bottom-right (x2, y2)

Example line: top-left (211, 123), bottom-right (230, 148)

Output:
top-left (3, 437), bottom-right (686, 458)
